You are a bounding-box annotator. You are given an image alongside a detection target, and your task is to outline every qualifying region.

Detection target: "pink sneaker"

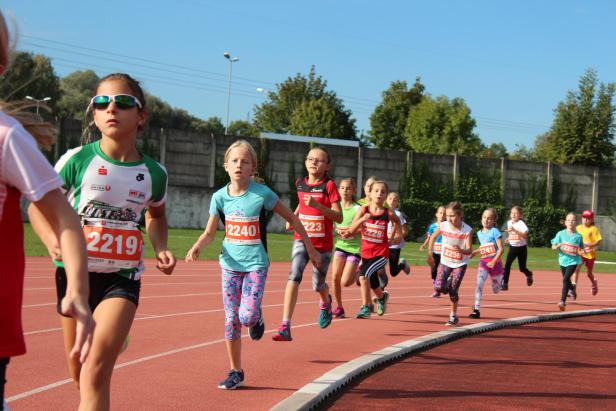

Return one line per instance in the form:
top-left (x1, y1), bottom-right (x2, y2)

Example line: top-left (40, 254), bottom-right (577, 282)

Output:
top-left (332, 306), bottom-right (345, 318)
top-left (591, 279), bottom-right (598, 296)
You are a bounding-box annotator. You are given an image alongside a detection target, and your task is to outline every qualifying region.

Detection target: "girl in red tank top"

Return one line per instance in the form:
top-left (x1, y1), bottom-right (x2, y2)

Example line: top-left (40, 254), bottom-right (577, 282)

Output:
top-left (345, 180), bottom-right (403, 319)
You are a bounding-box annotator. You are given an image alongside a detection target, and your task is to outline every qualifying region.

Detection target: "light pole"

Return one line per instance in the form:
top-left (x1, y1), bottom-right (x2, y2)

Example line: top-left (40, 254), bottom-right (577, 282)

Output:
top-left (223, 51), bottom-right (239, 135)
top-left (25, 95), bottom-right (52, 115)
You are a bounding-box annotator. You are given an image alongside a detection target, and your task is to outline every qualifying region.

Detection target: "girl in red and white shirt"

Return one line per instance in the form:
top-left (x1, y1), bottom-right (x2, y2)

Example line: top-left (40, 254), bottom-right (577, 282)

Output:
top-left (428, 201), bottom-right (473, 326)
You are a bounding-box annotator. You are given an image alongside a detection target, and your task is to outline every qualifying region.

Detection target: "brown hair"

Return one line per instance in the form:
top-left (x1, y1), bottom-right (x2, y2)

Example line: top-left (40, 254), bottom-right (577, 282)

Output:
top-left (369, 179), bottom-right (389, 195)
top-left (484, 207), bottom-right (498, 222)
top-left (309, 145), bottom-right (331, 164)
top-left (81, 73), bottom-right (146, 144)
top-left (446, 201), bottom-right (464, 217)
top-left (0, 11), bottom-right (56, 148)
top-left (511, 205), bottom-right (524, 216)
top-left (338, 177), bottom-right (357, 202)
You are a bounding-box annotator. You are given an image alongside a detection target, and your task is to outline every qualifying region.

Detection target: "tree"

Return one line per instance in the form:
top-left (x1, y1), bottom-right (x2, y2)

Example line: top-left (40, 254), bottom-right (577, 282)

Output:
top-left (228, 120), bottom-right (259, 137)
top-left (480, 142), bottom-right (509, 158)
top-left (253, 66), bottom-right (357, 139)
top-left (0, 51), bottom-right (60, 114)
top-left (404, 95), bottom-right (482, 155)
top-left (56, 70), bottom-right (99, 120)
top-left (369, 78), bottom-right (424, 150)
top-left (547, 69), bottom-right (616, 166)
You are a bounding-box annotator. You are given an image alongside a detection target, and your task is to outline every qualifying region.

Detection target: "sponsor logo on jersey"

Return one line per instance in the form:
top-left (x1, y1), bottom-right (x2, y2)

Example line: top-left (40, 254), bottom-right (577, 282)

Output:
top-left (91, 184), bottom-right (106, 191)
top-left (98, 166), bottom-right (107, 176)
top-left (129, 190), bottom-right (146, 200)
top-left (105, 185), bottom-right (111, 191)
top-left (136, 173), bottom-right (145, 182)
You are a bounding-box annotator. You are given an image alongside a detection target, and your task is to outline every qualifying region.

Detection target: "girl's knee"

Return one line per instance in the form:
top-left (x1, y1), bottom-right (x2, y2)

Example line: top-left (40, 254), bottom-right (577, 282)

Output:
top-left (239, 311), bottom-right (259, 328)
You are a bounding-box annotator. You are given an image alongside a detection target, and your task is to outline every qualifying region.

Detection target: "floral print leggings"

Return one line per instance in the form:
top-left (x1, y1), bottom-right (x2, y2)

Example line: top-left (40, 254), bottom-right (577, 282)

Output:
top-left (222, 267), bottom-right (267, 340)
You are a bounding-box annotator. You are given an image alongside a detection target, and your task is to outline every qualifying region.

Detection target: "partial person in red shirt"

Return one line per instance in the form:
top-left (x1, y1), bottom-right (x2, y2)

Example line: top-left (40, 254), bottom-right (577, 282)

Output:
top-left (0, 10), bottom-right (93, 409)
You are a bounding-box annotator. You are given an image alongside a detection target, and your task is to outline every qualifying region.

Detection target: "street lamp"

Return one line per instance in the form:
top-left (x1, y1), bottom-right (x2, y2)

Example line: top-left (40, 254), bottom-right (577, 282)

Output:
top-left (25, 95), bottom-right (52, 115)
top-left (223, 51), bottom-right (239, 134)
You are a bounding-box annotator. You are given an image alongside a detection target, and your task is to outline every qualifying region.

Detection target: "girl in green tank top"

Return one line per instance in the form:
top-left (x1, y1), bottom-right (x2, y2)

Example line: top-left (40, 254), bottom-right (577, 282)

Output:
top-left (331, 178), bottom-right (362, 318)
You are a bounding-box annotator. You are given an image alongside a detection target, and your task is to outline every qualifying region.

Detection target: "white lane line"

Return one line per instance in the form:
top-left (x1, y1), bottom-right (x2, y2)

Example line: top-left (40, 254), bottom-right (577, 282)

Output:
top-left (12, 297), bottom-right (616, 403)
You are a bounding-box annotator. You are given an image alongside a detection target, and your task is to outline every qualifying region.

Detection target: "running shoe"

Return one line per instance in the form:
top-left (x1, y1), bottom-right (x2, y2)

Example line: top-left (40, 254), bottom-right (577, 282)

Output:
top-left (431, 291), bottom-right (441, 298)
top-left (591, 279), bottom-right (598, 296)
top-left (3, 399), bottom-right (11, 411)
top-left (248, 308), bottom-right (265, 341)
top-left (526, 272), bottom-right (534, 286)
top-left (558, 301), bottom-right (566, 311)
top-left (218, 369), bottom-right (244, 390)
top-left (376, 291), bottom-right (389, 316)
top-left (468, 308), bottom-right (481, 319)
top-left (332, 306), bottom-right (345, 318)
top-left (500, 283), bottom-right (509, 291)
top-left (400, 259), bottom-right (411, 275)
top-left (570, 285), bottom-right (577, 301)
top-left (356, 304), bottom-right (371, 319)
top-left (272, 322), bottom-right (292, 341)
top-left (446, 314), bottom-right (459, 326)
top-left (318, 295), bottom-right (333, 329)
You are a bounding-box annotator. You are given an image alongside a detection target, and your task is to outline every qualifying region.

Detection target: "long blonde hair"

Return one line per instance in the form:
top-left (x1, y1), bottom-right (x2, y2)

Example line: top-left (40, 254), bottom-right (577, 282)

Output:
top-left (0, 11), bottom-right (56, 149)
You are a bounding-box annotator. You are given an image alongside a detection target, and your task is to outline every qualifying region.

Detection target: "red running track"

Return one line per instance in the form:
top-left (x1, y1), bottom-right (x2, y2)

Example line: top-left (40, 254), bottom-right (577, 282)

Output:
top-left (326, 314), bottom-right (616, 410)
top-left (6, 257), bottom-right (616, 410)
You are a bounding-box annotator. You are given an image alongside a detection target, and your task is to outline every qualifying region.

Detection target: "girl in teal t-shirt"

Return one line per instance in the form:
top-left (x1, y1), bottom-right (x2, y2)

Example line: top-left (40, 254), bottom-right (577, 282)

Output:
top-left (551, 212), bottom-right (584, 311)
top-left (331, 178), bottom-right (361, 318)
top-left (186, 140), bottom-right (320, 390)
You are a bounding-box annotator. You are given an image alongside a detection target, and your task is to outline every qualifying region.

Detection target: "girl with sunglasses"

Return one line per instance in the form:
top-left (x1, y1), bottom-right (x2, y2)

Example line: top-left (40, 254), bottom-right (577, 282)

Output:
top-left (29, 73), bottom-right (176, 410)
top-left (0, 10), bottom-right (94, 410)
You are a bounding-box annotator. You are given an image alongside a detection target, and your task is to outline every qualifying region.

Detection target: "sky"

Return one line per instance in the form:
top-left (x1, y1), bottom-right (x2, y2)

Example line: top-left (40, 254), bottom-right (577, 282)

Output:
top-left (3, 1), bottom-right (616, 152)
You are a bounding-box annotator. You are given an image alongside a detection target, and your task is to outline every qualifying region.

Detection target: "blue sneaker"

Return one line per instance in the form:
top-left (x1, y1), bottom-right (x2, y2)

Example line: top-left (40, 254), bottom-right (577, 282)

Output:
top-left (356, 304), bottom-right (371, 319)
top-left (248, 309), bottom-right (265, 341)
top-left (218, 369), bottom-right (244, 390)
top-left (318, 295), bottom-right (333, 328)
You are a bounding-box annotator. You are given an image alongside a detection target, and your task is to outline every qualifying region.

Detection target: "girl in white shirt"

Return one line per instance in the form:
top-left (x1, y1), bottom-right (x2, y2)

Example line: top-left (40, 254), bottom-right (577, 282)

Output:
top-left (502, 206), bottom-right (533, 290)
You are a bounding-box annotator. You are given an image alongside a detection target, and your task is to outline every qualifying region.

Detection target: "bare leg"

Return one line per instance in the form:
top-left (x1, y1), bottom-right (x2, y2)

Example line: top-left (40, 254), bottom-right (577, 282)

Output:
top-left (60, 315), bottom-right (82, 388)
top-left (78, 298), bottom-right (136, 411)
top-left (330, 255), bottom-right (345, 307)
top-left (282, 281), bottom-right (300, 321)
top-left (225, 339), bottom-right (242, 371)
top-left (341, 262), bottom-right (359, 287)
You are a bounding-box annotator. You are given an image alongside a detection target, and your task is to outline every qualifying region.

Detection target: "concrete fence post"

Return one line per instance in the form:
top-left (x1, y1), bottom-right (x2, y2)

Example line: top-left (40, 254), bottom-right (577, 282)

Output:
top-left (591, 167), bottom-right (599, 212)
top-left (159, 128), bottom-right (166, 166)
top-left (209, 133), bottom-right (216, 188)
top-left (500, 157), bottom-right (507, 204)
top-left (452, 154), bottom-right (459, 185)
top-left (357, 146), bottom-right (364, 188)
top-left (546, 161), bottom-right (553, 205)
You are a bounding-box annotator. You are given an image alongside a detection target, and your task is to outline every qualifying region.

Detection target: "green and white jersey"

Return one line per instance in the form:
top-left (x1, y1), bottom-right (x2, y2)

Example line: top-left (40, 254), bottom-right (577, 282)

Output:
top-left (55, 141), bottom-right (167, 280)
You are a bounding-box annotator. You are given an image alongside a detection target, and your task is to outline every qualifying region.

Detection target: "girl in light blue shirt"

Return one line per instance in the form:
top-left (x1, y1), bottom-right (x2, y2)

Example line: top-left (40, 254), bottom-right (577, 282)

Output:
top-left (551, 212), bottom-right (584, 311)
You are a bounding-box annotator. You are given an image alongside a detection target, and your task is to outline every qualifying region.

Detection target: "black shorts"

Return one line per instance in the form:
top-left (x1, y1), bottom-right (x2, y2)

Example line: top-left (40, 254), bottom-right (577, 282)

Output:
top-left (360, 256), bottom-right (387, 278)
top-left (55, 267), bottom-right (141, 316)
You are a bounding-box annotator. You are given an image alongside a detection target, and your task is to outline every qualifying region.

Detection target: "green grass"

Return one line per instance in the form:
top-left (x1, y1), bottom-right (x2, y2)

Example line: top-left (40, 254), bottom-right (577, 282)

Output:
top-left (23, 223), bottom-right (616, 273)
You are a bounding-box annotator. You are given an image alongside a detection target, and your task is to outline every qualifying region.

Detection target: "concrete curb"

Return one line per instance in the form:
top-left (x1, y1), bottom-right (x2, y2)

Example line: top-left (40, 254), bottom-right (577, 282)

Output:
top-left (270, 307), bottom-right (616, 411)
